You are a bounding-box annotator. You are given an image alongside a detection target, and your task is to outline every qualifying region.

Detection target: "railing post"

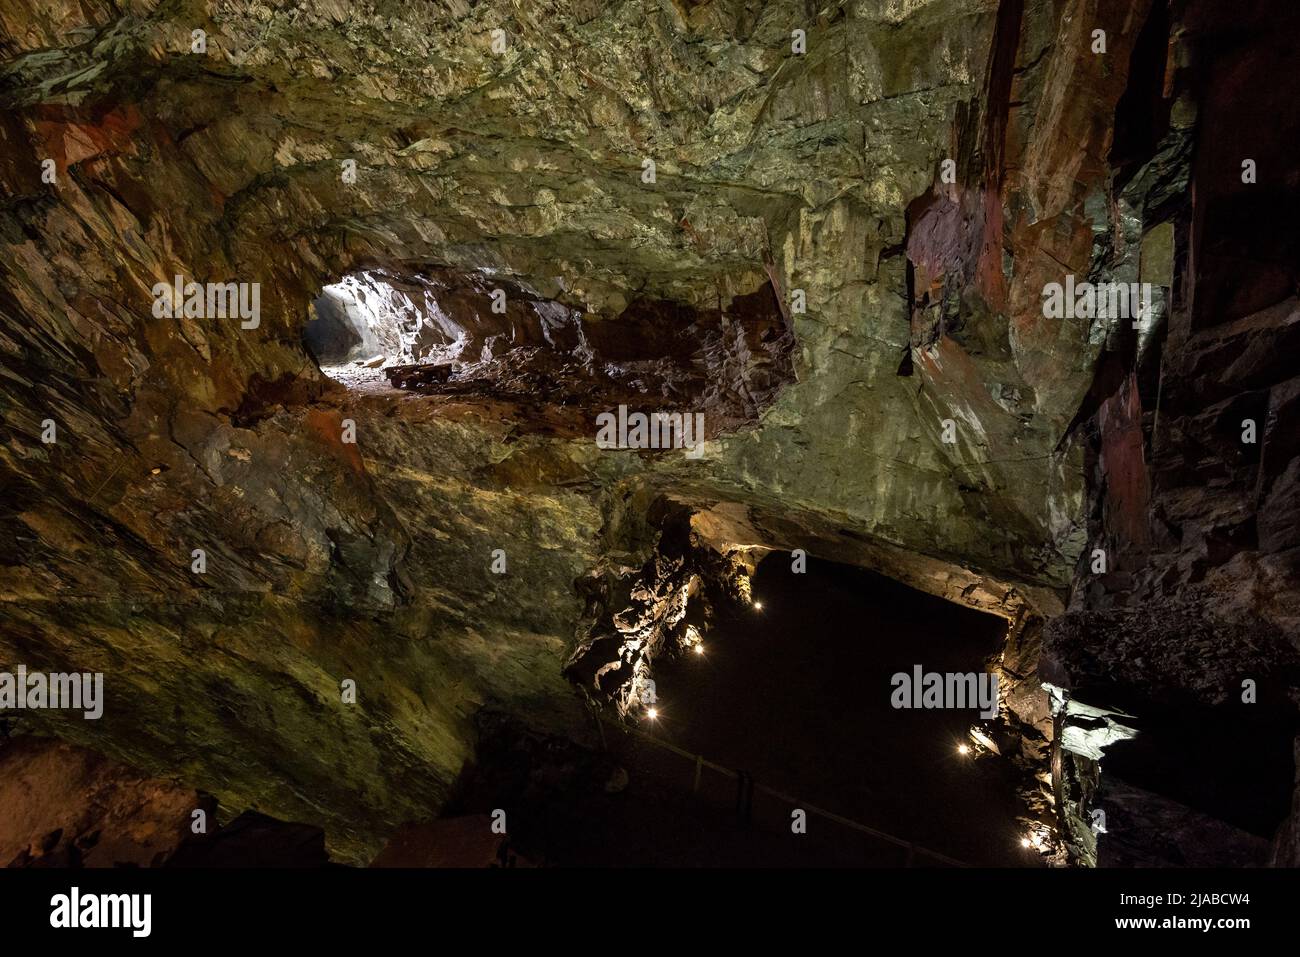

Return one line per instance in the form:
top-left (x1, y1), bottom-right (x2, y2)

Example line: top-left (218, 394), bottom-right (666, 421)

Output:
top-left (594, 708), bottom-right (965, 866)
top-left (735, 771), bottom-right (754, 827)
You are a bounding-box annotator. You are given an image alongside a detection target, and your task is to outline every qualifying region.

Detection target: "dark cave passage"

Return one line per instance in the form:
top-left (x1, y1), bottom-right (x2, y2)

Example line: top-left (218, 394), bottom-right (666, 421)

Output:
top-left (1094, 702), bottom-right (1296, 862)
top-left (444, 546), bottom-right (1036, 868)
top-left (641, 552), bottom-right (1030, 866)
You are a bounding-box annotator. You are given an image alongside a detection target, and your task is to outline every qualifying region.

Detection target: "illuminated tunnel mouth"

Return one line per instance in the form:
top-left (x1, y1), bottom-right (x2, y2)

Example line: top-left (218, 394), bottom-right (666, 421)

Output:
top-left (303, 269), bottom-right (479, 392)
top-left (302, 267), bottom-right (796, 437)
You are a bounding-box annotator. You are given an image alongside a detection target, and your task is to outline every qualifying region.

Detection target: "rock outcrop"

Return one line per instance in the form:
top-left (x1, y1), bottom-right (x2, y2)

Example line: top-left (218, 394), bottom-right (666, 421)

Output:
top-left (1042, 0), bottom-right (1300, 866)
top-left (0, 734), bottom-right (210, 867)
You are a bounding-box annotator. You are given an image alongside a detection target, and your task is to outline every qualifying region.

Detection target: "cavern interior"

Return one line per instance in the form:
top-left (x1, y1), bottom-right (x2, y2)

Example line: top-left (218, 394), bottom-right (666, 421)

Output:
top-left (1, 0), bottom-right (1299, 899)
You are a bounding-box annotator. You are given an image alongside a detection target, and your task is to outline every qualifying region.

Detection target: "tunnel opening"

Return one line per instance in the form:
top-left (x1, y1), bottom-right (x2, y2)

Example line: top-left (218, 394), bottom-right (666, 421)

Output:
top-left (555, 523), bottom-right (1041, 866)
top-left (302, 267), bottom-right (796, 439)
top-left (643, 551), bottom-right (1031, 866)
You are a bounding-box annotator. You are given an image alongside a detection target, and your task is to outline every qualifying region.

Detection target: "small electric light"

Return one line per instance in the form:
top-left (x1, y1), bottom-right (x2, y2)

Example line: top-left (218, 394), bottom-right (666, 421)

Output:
top-left (693, 644), bottom-right (704, 655)
top-left (647, 707), bottom-right (659, 720)
top-left (1020, 837), bottom-right (1032, 848)
top-left (957, 744), bottom-right (970, 756)
top-left (753, 601), bottom-right (763, 611)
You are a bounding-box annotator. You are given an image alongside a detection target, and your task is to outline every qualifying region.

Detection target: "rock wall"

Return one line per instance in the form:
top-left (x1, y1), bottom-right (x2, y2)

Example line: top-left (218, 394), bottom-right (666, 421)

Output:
top-left (1042, 0), bottom-right (1300, 866)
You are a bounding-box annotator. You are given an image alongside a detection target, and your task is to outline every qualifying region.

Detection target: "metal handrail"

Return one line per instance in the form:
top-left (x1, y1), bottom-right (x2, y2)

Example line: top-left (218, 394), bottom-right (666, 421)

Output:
top-left (597, 713), bottom-right (967, 867)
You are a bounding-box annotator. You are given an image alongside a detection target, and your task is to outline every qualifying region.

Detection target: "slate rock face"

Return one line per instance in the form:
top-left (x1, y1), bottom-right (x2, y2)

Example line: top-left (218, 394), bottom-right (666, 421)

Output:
top-left (1096, 777), bottom-right (1270, 869)
top-left (1042, 0), bottom-right (1300, 866)
top-left (1042, 595), bottom-right (1300, 712)
top-left (0, 0), bottom-right (1295, 866)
